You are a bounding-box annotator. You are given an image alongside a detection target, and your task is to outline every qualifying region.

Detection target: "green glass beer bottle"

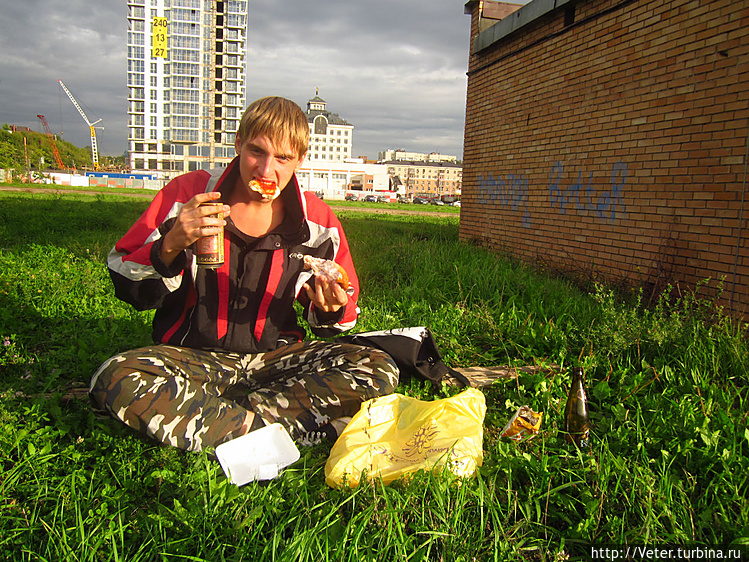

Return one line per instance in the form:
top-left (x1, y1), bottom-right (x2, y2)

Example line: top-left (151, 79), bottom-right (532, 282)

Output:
top-left (563, 367), bottom-right (590, 447)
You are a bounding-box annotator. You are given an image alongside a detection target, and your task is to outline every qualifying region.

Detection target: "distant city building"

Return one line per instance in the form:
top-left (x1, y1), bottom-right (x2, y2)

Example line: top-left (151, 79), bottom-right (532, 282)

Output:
top-left (383, 160), bottom-right (462, 200)
top-left (306, 91), bottom-right (354, 163)
top-left (296, 160), bottom-right (390, 200)
top-left (378, 149), bottom-right (458, 164)
top-left (126, 0), bottom-right (248, 177)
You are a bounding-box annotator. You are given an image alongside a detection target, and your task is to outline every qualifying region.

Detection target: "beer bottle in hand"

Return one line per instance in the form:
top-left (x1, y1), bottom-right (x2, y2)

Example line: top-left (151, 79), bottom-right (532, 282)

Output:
top-left (563, 367), bottom-right (590, 448)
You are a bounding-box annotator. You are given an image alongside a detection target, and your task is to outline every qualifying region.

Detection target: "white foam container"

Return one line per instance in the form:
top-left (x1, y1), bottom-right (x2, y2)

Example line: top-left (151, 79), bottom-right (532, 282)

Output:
top-left (215, 423), bottom-right (300, 486)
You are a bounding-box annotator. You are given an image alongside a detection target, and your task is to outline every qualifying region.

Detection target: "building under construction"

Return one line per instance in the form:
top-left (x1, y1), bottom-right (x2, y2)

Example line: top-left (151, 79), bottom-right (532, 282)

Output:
top-left (126, 0), bottom-right (248, 178)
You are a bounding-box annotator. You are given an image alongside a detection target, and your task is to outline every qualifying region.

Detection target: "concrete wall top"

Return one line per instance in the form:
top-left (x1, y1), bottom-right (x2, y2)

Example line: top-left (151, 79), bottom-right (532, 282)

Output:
top-left (472, 0), bottom-right (575, 53)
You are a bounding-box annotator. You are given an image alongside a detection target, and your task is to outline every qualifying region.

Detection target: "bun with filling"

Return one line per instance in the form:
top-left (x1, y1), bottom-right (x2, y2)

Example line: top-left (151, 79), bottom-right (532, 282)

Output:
top-left (248, 179), bottom-right (280, 200)
top-left (302, 255), bottom-right (350, 290)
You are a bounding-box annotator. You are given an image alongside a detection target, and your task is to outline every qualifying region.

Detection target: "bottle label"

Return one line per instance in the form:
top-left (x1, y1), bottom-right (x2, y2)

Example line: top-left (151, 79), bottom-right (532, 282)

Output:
top-left (196, 234), bottom-right (221, 255)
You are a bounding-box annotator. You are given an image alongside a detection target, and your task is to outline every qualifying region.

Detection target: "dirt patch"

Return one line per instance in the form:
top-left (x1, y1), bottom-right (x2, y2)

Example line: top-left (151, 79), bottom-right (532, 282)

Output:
top-left (329, 205), bottom-right (456, 218)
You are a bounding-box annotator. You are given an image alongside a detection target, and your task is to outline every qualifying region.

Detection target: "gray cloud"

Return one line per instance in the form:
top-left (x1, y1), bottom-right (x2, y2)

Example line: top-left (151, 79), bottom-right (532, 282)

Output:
top-left (0, 0), bottom-right (529, 159)
top-left (0, 0), bottom-right (126, 155)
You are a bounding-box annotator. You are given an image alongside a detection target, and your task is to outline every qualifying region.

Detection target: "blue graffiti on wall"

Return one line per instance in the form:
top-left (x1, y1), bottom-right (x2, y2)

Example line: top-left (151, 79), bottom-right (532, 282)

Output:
top-left (549, 161), bottom-right (628, 222)
top-left (476, 172), bottom-right (532, 227)
top-left (476, 161), bottom-right (628, 228)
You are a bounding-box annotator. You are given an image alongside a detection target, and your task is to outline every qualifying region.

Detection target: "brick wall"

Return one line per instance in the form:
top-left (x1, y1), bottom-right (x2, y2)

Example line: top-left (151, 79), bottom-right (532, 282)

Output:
top-left (461, 0), bottom-right (749, 315)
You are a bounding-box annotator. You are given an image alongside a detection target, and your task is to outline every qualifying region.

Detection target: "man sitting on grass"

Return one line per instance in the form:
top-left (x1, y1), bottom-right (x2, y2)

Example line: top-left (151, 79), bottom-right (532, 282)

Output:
top-left (90, 96), bottom-right (398, 452)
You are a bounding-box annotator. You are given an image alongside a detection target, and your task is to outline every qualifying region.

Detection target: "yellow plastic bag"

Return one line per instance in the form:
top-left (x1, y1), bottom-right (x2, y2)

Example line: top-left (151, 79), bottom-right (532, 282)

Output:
top-left (325, 388), bottom-right (486, 488)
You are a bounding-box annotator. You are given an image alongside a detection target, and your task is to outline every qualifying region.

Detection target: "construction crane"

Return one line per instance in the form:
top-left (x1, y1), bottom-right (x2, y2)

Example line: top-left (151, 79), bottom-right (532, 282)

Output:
top-left (36, 114), bottom-right (66, 170)
top-left (58, 79), bottom-right (101, 170)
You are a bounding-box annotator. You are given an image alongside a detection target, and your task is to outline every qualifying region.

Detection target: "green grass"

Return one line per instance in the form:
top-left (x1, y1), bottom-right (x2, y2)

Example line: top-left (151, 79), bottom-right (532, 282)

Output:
top-left (0, 179), bottom-right (159, 198)
top-left (0, 190), bottom-right (748, 561)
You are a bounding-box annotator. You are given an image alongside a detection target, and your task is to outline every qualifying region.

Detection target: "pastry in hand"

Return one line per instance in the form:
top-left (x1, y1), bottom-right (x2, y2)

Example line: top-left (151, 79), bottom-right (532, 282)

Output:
top-left (302, 255), bottom-right (350, 290)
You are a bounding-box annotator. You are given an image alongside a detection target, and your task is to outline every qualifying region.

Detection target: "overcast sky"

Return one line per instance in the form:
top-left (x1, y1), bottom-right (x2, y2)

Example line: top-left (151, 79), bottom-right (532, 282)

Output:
top-left (0, 0), bottom-right (529, 160)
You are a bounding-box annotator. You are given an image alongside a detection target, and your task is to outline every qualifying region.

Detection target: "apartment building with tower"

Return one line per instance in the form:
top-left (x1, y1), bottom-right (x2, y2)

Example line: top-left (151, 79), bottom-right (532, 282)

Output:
top-left (306, 92), bottom-right (354, 163)
top-left (298, 92), bottom-right (392, 198)
top-left (126, 0), bottom-right (248, 177)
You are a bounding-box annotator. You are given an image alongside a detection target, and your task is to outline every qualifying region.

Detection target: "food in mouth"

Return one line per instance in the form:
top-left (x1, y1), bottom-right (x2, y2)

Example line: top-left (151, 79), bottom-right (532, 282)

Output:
top-left (302, 255), bottom-right (350, 290)
top-left (248, 178), bottom-right (280, 200)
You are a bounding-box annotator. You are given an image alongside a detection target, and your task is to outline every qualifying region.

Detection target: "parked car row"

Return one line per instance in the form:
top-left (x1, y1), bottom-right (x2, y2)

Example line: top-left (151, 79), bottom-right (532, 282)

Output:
top-left (362, 194), bottom-right (391, 203)
top-left (346, 193), bottom-right (393, 203)
top-left (410, 196), bottom-right (460, 206)
top-left (344, 193), bottom-right (461, 206)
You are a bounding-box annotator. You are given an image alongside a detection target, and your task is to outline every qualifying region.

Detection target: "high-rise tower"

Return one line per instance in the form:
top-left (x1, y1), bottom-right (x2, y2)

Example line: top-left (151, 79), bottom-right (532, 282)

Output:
top-left (126, 0), bottom-right (247, 177)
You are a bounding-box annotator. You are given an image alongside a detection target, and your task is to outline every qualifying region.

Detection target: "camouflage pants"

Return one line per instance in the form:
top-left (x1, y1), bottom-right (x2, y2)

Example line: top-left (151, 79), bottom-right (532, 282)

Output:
top-left (89, 341), bottom-right (399, 452)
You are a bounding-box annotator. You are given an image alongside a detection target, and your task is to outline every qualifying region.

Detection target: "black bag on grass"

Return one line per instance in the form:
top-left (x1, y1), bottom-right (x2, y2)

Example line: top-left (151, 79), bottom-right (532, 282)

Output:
top-left (336, 327), bottom-right (470, 387)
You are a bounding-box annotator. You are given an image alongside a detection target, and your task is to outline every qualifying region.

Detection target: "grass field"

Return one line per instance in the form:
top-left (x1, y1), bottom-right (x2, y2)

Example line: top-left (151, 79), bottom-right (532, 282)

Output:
top-left (0, 182), bottom-right (461, 215)
top-left (0, 189), bottom-right (747, 561)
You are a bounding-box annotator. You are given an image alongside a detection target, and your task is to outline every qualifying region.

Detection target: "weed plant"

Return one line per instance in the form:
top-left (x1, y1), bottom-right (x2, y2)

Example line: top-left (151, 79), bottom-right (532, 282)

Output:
top-left (0, 191), bottom-right (747, 561)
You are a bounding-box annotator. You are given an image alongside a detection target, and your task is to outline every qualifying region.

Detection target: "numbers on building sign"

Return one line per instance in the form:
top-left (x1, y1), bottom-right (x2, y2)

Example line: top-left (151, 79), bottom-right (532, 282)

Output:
top-left (152, 17), bottom-right (168, 59)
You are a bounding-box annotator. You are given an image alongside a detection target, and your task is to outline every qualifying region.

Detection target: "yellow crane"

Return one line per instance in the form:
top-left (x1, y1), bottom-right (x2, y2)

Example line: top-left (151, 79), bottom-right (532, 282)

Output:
top-left (58, 79), bottom-right (101, 171)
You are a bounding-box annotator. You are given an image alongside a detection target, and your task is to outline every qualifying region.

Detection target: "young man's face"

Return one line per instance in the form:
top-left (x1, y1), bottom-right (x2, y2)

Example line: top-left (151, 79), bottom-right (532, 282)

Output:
top-left (234, 134), bottom-right (306, 201)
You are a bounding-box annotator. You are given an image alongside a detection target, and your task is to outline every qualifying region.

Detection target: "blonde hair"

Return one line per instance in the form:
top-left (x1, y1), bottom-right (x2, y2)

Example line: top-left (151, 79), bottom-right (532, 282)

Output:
top-left (236, 97), bottom-right (309, 158)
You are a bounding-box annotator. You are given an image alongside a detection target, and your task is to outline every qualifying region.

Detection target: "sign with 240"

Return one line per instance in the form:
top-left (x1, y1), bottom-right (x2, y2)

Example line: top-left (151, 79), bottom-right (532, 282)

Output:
top-left (152, 17), bottom-right (168, 58)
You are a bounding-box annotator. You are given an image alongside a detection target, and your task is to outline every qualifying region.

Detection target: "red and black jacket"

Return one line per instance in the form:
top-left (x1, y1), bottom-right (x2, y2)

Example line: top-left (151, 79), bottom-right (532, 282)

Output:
top-left (107, 157), bottom-right (359, 353)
